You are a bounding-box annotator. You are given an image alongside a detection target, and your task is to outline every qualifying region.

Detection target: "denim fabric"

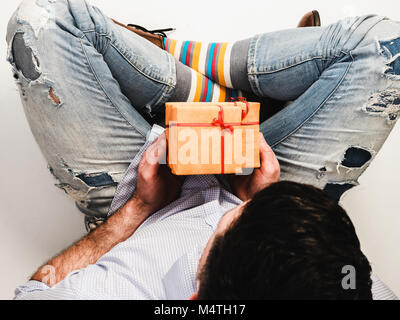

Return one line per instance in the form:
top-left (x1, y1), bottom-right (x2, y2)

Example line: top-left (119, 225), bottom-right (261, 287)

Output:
top-left (6, 0), bottom-right (400, 219)
top-left (6, 0), bottom-right (176, 217)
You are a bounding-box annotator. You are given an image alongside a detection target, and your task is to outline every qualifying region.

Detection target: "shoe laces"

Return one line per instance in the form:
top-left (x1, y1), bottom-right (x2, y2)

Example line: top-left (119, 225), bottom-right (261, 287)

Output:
top-left (127, 24), bottom-right (175, 37)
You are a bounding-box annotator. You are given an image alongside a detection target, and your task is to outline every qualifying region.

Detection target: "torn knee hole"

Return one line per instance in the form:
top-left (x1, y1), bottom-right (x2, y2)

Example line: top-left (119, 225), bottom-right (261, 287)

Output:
top-left (341, 147), bottom-right (372, 168)
top-left (380, 37), bottom-right (400, 76)
top-left (11, 33), bottom-right (41, 81)
top-left (76, 172), bottom-right (116, 188)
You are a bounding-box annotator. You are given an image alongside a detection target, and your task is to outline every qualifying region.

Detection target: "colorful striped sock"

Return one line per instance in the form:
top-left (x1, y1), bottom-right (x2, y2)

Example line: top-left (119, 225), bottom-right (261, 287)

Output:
top-left (164, 38), bottom-right (252, 92)
top-left (170, 60), bottom-right (243, 103)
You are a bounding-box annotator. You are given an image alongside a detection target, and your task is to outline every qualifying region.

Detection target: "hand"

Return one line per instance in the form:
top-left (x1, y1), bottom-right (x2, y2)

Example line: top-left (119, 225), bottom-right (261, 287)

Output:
top-left (229, 133), bottom-right (280, 201)
top-left (130, 132), bottom-right (185, 215)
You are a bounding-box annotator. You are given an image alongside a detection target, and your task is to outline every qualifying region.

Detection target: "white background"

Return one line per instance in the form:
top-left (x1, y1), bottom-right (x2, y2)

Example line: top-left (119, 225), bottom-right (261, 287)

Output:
top-left (0, 0), bottom-right (399, 299)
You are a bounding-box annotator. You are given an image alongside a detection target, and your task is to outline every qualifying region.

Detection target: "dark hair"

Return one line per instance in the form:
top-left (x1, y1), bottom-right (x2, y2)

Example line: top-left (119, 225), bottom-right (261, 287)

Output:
top-left (198, 181), bottom-right (372, 300)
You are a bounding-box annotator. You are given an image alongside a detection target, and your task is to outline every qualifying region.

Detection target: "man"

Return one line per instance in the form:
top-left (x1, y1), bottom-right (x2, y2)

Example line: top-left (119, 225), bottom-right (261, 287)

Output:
top-left (7, 0), bottom-right (399, 299)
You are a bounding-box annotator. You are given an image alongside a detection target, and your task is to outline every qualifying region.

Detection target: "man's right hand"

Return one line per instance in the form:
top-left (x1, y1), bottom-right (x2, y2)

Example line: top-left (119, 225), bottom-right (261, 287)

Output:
top-left (131, 132), bottom-right (185, 215)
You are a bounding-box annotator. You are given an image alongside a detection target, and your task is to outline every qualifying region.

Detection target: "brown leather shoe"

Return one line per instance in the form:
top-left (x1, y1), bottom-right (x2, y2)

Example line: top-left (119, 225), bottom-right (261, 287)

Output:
top-left (112, 19), bottom-right (174, 49)
top-left (297, 10), bottom-right (321, 27)
top-left (113, 10), bottom-right (321, 50)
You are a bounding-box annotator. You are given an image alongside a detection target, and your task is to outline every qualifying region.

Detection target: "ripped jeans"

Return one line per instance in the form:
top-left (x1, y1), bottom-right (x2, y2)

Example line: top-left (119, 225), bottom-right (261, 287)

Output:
top-left (6, 0), bottom-right (400, 222)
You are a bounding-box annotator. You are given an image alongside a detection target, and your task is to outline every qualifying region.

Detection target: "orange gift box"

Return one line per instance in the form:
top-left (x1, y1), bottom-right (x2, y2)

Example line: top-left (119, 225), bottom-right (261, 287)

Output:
top-left (165, 100), bottom-right (260, 175)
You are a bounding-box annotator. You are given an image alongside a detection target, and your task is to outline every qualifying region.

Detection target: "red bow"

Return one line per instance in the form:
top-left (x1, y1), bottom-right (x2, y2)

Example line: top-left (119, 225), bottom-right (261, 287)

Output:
top-left (212, 105), bottom-right (234, 134)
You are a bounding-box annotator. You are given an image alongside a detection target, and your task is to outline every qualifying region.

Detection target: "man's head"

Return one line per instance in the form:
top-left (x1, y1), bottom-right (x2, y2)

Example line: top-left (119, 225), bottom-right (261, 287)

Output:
top-left (196, 181), bottom-right (372, 300)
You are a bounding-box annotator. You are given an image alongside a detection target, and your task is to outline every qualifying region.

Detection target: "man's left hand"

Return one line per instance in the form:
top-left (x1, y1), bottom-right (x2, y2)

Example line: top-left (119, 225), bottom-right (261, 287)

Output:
top-left (229, 133), bottom-right (280, 202)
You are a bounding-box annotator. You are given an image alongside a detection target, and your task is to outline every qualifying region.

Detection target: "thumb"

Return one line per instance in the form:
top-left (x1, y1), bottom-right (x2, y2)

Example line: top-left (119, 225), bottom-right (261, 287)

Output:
top-left (259, 133), bottom-right (279, 171)
top-left (144, 132), bottom-right (167, 166)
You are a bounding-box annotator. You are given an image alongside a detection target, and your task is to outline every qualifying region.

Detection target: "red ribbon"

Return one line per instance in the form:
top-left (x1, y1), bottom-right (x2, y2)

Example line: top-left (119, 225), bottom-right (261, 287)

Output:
top-left (167, 98), bottom-right (258, 174)
top-left (211, 104), bottom-right (233, 174)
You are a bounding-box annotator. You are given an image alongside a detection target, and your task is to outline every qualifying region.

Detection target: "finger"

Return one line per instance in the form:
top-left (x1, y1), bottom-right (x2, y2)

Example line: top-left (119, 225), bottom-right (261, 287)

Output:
top-left (139, 133), bottom-right (167, 179)
top-left (154, 132), bottom-right (167, 163)
top-left (259, 133), bottom-right (279, 170)
top-left (144, 133), bottom-right (167, 166)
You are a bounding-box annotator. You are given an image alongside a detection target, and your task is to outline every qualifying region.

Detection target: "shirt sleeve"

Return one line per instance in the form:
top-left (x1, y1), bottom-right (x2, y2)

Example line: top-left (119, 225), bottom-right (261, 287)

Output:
top-left (14, 280), bottom-right (79, 300)
top-left (14, 263), bottom-right (152, 300)
top-left (371, 274), bottom-right (398, 300)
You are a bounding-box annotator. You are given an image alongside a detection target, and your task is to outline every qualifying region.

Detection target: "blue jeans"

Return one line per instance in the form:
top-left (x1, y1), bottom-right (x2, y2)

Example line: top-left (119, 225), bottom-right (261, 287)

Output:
top-left (6, 0), bottom-right (400, 219)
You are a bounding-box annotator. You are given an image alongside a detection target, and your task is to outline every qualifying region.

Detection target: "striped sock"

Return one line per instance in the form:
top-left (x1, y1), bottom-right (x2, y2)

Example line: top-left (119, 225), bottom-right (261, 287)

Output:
top-left (170, 60), bottom-right (243, 103)
top-left (164, 38), bottom-right (252, 92)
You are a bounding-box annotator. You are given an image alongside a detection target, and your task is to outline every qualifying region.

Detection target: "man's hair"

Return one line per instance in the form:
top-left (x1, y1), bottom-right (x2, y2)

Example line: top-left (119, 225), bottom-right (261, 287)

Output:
top-left (198, 181), bottom-right (372, 300)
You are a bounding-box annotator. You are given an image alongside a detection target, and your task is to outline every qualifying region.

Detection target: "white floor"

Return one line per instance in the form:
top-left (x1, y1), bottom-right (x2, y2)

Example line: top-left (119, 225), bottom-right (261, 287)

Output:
top-left (0, 0), bottom-right (399, 300)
